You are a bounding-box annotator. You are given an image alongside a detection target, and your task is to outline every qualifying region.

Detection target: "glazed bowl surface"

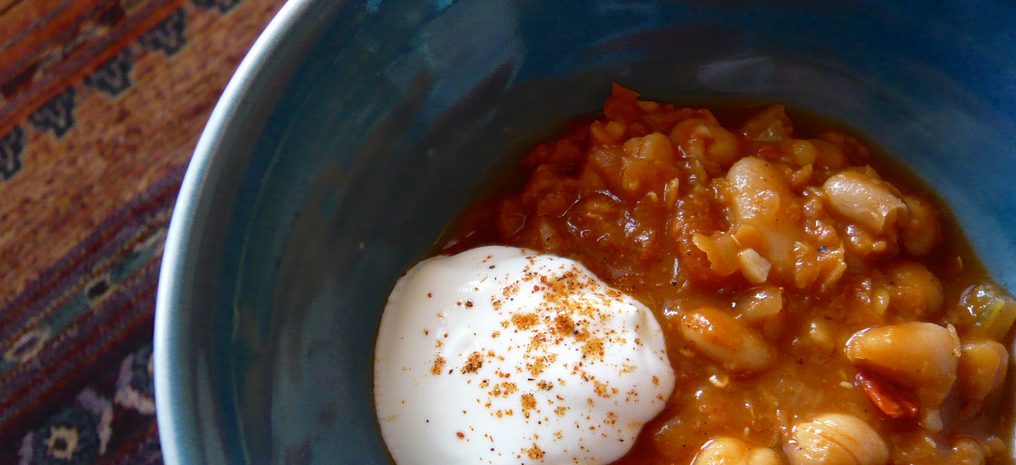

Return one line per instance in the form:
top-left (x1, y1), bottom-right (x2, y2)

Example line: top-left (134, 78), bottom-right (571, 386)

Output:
top-left (154, 1), bottom-right (1016, 464)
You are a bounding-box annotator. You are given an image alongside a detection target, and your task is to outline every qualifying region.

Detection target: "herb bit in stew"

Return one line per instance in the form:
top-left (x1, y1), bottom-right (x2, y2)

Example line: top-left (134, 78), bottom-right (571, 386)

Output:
top-left (445, 84), bottom-right (1016, 465)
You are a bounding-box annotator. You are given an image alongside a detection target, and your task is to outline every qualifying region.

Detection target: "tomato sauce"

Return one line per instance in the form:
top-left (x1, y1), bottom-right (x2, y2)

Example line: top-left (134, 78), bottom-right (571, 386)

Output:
top-left (439, 84), bottom-right (1015, 465)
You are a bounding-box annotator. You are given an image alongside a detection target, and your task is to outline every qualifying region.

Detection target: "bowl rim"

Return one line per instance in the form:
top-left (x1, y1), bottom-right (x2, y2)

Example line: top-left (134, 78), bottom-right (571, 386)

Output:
top-left (154, 0), bottom-right (331, 463)
top-left (153, 2), bottom-right (1016, 463)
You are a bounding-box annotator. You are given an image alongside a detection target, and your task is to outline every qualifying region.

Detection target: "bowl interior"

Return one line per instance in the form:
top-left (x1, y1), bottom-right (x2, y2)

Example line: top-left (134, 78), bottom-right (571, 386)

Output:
top-left (157, 1), bottom-right (1016, 464)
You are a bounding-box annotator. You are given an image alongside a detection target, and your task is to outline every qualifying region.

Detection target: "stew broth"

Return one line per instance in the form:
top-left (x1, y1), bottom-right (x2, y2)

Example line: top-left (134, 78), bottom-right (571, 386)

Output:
top-left (439, 84), bottom-right (1014, 465)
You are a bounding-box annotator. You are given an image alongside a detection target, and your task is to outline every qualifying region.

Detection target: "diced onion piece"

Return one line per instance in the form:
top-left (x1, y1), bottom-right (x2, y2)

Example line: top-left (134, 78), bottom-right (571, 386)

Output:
top-left (738, 248), bottom-right (771, 284)
top-left (693, 233), bottom-right (740, 276)
top-left (962, 283), bottom-right (1016, 340)
top-left (742, 104), bottom-right (793, 142)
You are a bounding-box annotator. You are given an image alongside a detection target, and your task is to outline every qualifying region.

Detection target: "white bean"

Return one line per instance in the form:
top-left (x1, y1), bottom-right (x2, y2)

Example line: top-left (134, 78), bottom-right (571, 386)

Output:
top-left (727, 157), bottom-right (801, 282)
top-left (678, 307), bottom-right (775, 373)
top-left (957, 340), bottom-right (1009, 407)
top-left (822, 170), bottom-right (905, 234)
top-left (844, 322), bottom-right (959, 409)
top-left (693, 437), bottom-right (782, 465)
top-left (785, 414), bottom-right (888, 465)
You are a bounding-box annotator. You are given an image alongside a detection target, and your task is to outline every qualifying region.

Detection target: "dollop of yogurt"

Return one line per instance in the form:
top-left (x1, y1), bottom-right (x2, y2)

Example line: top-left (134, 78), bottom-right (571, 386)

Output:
top-left (374, 246), bottom-right (675, 465)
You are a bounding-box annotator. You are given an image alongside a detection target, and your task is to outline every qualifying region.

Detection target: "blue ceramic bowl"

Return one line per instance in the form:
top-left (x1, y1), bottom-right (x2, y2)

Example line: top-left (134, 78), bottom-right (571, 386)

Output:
top-left (155, 1), bottom-right (1016, 464)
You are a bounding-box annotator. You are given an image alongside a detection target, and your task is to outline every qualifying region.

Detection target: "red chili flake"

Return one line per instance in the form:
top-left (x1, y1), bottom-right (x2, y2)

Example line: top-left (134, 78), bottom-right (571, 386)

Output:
top-left (756, 144), bottom-right (781, 160)
top-left (855, 371), bottom-right (919, 419)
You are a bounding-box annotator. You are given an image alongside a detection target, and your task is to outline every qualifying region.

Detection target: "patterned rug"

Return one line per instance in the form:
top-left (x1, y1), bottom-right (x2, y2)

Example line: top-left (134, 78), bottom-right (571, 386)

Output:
top-left (0, 0), bottom-right (284, 462)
